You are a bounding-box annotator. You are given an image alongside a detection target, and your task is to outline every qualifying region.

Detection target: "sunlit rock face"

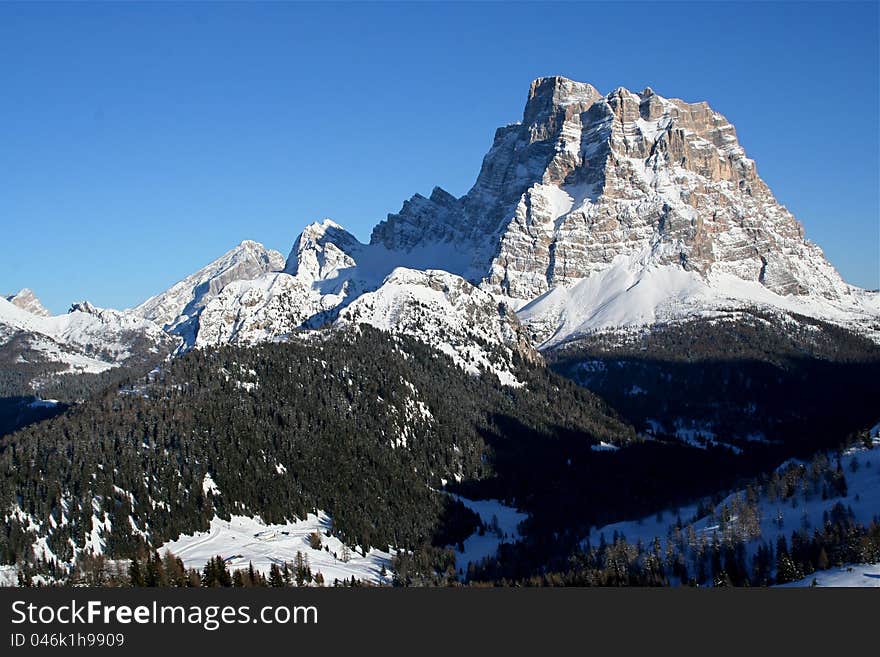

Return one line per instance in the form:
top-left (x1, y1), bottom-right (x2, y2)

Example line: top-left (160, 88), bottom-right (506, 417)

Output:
top-left (371, 76), bottom-right (847, 304)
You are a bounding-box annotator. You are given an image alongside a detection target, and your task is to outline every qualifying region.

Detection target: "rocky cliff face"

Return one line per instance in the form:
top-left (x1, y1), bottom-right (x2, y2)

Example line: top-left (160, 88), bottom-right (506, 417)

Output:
top-left (370, 76), bottom-right (848, 304)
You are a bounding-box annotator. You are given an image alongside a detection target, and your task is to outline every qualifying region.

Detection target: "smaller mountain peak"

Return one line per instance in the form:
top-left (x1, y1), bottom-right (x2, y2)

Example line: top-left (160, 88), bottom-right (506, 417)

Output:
top-left (428, 186), bottom-right (458, 206)
top-left (609, 86), bottom-right (639, 99)
top-left (301, 218), bottom-right (349, 240)
top-left (284, 219), bottom-right (362, 279)
top-left (69, 300), bottom-right (99, 315)
top-left (5, 288), bottom-right (51, 317)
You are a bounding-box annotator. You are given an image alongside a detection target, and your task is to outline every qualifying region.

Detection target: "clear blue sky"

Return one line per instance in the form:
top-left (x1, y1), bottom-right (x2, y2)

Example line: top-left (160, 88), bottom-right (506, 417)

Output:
top-left (1, 1), bottom-right (878, 313)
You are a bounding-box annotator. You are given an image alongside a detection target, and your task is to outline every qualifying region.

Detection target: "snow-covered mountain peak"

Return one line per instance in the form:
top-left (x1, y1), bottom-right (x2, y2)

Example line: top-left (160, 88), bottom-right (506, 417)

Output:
top-left (133, 239), bottom-right (285, 342)
top-left (284, 219), bottom-right (363, 285)
top-left (524, 76), bottom-right (603, 121)
top-left (68, 300), bottom-right (99, 315)
top-left (5, 288), bottom-right (50, 317)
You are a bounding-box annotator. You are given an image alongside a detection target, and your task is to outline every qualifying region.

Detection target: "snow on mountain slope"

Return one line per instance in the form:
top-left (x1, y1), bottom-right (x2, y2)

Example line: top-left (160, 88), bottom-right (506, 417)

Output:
top-left (777, 563), bottom-right (880, 587)
top-left (194, 263), bottom-right (539, 386)
top-left (194, 272), bottom-right (328, 347)
top-left (446, 494), bottom-right (527, 576)
top-left (517, 250), bottom-right (880, 348)
top-left (283, 218), bottom-right (486, 300)
top-left (0, 296), bottom-right (174, 377)
top-left (335, 268), bottom-right (540, 386)
top-left (584, 424), bottom-right (880, 586)
top-left (5, 288), bottom-right (50, 317)
top-left (133, 240), bottom-right (285, 344)
top-left (160, 513), bottom-right (393, 586)
top-left (186, 222), bottom-right (539, 385)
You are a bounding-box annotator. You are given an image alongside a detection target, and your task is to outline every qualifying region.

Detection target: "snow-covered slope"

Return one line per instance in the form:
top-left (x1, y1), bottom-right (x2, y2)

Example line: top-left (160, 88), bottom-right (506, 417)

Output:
top-left (194, 273), bottom-right (326, 347)
top-left (447, 495), bottom-right (527, 576)
top-left (517, 251), bottom-right (880, 348)
top-left (0, 296), bottom-right (174, 378)
top-left (193, 264), bottom-right (538, 385)
top-left (160, 513), bottom-right (393, 586)
top-left (778, 563), bottom-right (880, 588)
top-left (133, 240), bottom-right (285, 344)
top-left (336, 268), bottom-right (540, 386)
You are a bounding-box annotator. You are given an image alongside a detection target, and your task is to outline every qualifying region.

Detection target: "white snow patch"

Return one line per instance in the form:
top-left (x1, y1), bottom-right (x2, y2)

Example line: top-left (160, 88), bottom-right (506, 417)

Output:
top-left (160, 514), bottom-right (393, 585)
top-left (202, 474), bottom-right (220, 497)
top-left (447, 495), bottom-right (527, 576)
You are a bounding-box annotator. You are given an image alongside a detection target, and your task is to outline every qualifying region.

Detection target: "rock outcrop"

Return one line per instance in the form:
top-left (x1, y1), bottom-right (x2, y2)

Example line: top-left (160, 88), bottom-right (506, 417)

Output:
top-left (5, 288), bottom-right (51, 317)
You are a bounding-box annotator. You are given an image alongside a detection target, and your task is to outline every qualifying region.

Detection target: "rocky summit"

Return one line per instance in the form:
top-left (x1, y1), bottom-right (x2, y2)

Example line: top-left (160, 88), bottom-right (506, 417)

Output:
top-left (372, 76), bottom-right (848, 304)
top-left (5, 288), bottom-right (50, 317)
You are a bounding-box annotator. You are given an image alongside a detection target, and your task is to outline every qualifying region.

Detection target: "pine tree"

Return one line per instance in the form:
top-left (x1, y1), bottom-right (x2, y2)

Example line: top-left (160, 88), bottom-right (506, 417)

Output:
top-left (129, 558), bottom-right (144, 587)
top-left (269, 563), bottom-right (285, 587)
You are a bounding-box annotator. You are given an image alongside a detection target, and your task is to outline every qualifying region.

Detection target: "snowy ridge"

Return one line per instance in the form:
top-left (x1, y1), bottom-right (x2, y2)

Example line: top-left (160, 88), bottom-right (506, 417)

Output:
top-left (336, 268), bottom-right (538, 386)
top-left (0, 296), bottom-right (174, 377)
top-left (517, 251), bottom-right (880, 348)
top-left (133, 240), bottom-right (285, 344)
top-left (189, 226), bottom-right (540, 385)
top-left (194, 273), bottom-right (324, 347)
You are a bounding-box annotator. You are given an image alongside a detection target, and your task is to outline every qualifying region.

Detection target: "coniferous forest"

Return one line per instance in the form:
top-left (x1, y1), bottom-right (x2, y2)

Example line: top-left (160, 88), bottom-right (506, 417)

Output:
top-left (2, 320), bottom-right (879, 587)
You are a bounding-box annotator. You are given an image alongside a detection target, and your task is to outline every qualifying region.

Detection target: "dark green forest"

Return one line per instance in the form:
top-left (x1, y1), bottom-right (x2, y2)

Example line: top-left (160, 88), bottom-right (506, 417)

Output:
top-left (548, 310), bottom-right (880, 454)
top-left (0, 326), bottom-right (637, 573)
top-left (2, 313), bottom-right (879, 586)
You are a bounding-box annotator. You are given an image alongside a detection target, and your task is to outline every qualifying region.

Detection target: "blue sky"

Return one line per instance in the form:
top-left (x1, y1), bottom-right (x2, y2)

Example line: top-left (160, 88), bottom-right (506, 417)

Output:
top-left (1, 1), bottom-right (877, 313)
